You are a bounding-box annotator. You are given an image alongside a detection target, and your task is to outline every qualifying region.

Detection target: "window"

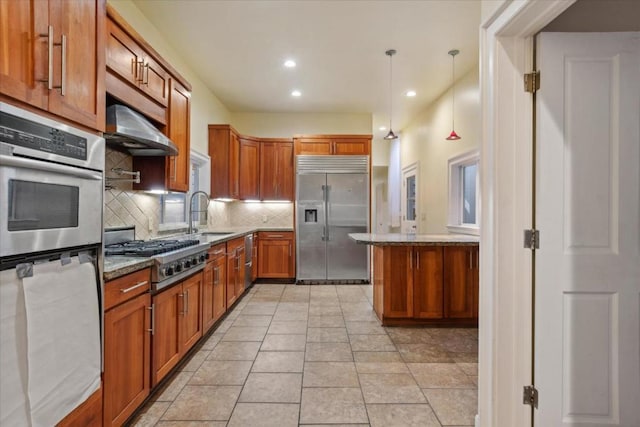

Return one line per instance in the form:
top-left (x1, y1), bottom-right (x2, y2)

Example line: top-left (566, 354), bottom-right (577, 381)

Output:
top-left (159, 150), bottom-right (210, 231)
top-left (448, 150), bottom-right (480, 235)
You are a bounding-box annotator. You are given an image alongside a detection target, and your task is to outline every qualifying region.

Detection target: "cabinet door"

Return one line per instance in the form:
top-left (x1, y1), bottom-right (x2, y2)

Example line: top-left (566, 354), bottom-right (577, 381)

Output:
top-left (383, 246), bottom-right (413, 318)
top-left (258, 233), bottom-right (294, 279)
top-left (166, 79), bottom-right (190, 192)
top-left (235, 246), bottom-right (246, 296)
top-left (105, 17), bottom-right (142, 89)
top-left (0, 0), bottom-right (49, 111)
top-left (239, 138), bottom-right (260, 200)
top-left (139, 54), bottom-right (169, 107)
top-left (413, 246), bottom-right (444, 319)
top-left (203, 262), bottom-right (215, 332)
top-left (209, 125), bottom-right (231, 199)
top-left (277, 142), bottom-right (294, 200)
top-left (260, 142), bottom-right (278, 200)
top-left (48, 0), bottom-right (105, 131)
top-left (212, 255), bottom-right (227, 322)
top-left (443, 246), bottom-right (476, 319)
top-left (152, 284), bottom-right (182, 386)
top-left (182, 272), bottom-right (203, 352)
top-left (229, 131), bottom-right (240, 199)
top-left (332, 138), bottom-right (370, 155)
top-left (294, 138), bottom-right (332, 155)
top-left (103, 293), bottom-right (151, 427)
top-left (251, 233), bottom-right (258, 282)
top-left (226, 250), bottom-right (238, 307)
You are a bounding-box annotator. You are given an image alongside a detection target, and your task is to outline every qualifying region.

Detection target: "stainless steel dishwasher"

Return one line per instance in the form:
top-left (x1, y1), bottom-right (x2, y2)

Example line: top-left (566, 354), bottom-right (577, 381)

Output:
top-left (244, 233), bottom-right (253, 289)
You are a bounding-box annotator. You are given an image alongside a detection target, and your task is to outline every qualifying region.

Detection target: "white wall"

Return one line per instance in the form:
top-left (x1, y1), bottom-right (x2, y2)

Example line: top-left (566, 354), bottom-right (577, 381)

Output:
top-left (230, 112), bottom-right (372, 138)
top-left (108, 0), bottom-right (231, 154)
top-left (398, 66), bottom-right (480, 233)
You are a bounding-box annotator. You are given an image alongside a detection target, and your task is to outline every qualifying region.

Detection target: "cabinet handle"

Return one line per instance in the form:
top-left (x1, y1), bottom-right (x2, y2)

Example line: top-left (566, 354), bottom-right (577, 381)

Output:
top-left (416, 251), bottom-right (420, 270)
top-left (214, 266), bottom-right (219, 284)
top-left (120, 280), bottom-right (148, 293)
top-left (289, 242), bottom-right (292, 258)
top-left (147, 304), bottom-right (155, 335)
top-left (409, 250), bottom-right (413, 269)
top-left (267, 234), bottom-right (283, 238)
top-left (469, 251), bottom-right (473, 270)
top-left (136, 60), bottom-right (145, 82)
top-left (185, 290), bottom-right (189, 315)
top-left (213, 249), bottom-right (225, 255)
top-left (131, 58), bottom-right (136, 76)
top-left (38, 26), bottom-right (54, 89)
top-left (171, 157), bottom-right (177, 181)
top-left (142, 63), bottom-right (149, 85)
top-left (59, 34), bottom-right (66, 96)
top-left (179, 292), bottom-right (185, 315)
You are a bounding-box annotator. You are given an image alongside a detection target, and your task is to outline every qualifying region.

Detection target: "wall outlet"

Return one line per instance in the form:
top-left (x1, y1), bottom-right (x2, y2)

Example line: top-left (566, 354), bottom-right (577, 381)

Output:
top-left (148, 216), bottom-right (154, 232)
top-left (262, 215), bottom-right (268, 223)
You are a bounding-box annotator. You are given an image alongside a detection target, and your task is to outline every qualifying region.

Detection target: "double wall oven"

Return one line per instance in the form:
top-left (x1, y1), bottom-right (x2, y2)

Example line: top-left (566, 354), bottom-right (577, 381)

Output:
top-left (0, 102), bottom-right (105, 426)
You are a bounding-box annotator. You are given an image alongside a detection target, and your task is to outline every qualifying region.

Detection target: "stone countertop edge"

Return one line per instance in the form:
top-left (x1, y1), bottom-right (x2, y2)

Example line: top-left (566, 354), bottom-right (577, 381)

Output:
top-left (348, 233), bottom-right (480, 246)
top-left (103, 226), bottom-right (294, 280)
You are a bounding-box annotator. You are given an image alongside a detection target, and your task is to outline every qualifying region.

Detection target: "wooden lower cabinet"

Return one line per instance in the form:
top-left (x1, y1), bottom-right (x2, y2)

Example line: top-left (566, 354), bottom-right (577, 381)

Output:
top-left (226, 237), bottom-right (245, 307)
top-left (373, 244), bottom-right (477, 325)
top-left (257, 231), bottom-right (295, 279)
top-left (103, 268), bottom-right (152, 427)
top-left (151, 270), bottom-right (203, 386)
top-left (57, 387), bottom-right (103, 427)
top-left (203, 243), bottom-right (227, 332)
top-left (103, 293), bottom-right (151, 427)
top-left (444, 246), bottom-right (479, 319)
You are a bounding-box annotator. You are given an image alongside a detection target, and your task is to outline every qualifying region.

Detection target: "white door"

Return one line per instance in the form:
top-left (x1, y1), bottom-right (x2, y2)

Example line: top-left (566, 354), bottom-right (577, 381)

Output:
top-left (535, 32), bottom-right (640, 426)
top-left (401, 163), bottom-right (418, 233)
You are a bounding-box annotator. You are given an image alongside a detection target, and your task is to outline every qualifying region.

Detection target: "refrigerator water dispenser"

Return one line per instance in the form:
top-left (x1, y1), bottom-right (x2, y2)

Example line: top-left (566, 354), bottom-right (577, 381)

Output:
top-left (304, 209), bottom-right (318, 223)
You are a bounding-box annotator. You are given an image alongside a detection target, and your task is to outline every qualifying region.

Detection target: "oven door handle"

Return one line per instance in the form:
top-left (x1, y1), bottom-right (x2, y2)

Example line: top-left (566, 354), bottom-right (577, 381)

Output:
top-left (0, 154), bottom-right (103, 181)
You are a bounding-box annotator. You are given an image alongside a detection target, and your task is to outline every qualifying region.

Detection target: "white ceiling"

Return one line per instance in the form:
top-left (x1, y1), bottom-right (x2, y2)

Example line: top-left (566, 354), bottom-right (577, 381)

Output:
top-left (132, 0), bottom-right (481, 134)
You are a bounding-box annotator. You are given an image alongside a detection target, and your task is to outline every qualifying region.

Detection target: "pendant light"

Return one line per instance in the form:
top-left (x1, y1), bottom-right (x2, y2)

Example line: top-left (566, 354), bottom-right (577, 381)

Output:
top-left (384, 49), bottom-right (398, 140)
top-left (446, 49), bottom-right (461, 141)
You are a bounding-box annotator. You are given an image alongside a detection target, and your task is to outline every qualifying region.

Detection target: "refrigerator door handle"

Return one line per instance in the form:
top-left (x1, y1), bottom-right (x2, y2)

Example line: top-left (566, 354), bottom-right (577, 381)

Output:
top-left (321, 225), bottom-right (326, 241)
top-left (325, 185), bottom-right (331, 241)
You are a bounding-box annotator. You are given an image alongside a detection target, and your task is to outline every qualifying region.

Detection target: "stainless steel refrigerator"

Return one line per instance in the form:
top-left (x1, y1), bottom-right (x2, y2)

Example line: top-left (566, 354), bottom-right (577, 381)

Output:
top-left (296, 155), bottom-right (369, 283)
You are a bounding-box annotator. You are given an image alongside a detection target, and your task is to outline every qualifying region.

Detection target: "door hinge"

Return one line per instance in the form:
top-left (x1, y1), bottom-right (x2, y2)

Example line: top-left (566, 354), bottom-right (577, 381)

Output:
top-left (524, 71), bottom-right (540, 93)
top-left (523, 385), bottom-right (539, 408)
top-left (524, 229), bottom-right (540, 249)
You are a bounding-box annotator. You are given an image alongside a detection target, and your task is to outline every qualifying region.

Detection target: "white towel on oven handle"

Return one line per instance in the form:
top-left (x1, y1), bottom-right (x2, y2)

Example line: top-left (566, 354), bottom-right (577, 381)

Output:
top-left (0, 268), bottom-right (31, 426)
top-left (22, 256), bottom-right (101, 427)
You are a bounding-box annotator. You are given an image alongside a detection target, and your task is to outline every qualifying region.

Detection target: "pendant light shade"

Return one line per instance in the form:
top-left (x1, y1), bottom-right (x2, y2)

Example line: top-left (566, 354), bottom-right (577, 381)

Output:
top-left (446, 49), bottom-right (461, 141)
top-left (384, 49), bottom-right (398, 140)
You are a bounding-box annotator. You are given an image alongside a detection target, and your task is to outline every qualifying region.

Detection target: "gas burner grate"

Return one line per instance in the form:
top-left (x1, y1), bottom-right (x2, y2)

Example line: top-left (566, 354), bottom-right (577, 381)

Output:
top-left (105, 239), bottom-right (200, 257)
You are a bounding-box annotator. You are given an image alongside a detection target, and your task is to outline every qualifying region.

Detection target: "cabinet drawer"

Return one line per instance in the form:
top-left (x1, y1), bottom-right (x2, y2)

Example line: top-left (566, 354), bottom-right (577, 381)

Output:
top-left (258, 231), bottom-right (293, 240)
top-left (208, 243), bottom-right (226, 261)
top-left (104, 268), bottom-right (151, 310)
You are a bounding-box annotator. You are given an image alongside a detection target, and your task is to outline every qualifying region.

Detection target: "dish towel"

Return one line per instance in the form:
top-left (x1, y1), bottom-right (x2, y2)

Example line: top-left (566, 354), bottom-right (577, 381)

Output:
top-left (0, 269), bottom-right (31, 426)
top-left (22, 257), bottom-right (101, 427)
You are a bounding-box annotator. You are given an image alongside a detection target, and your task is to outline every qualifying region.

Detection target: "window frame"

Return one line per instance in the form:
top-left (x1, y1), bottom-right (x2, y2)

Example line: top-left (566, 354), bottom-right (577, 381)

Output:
top-left (158, 150), bottom-right (210, 232)
top-left (447, 150), bottom-right (480, 235)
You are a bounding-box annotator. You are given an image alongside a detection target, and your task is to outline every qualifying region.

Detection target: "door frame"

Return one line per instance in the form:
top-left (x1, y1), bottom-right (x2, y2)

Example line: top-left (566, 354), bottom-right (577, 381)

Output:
top-left (479, 1), bottom-right (576, 426)
top-left (401, 162), bottom-right (419, 233)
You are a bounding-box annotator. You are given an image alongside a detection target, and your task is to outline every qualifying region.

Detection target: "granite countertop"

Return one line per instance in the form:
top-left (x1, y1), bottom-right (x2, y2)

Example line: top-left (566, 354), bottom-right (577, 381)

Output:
top-left (103, 225), bottom-right (294, 281)
top-left (349, 233), bottom-right (480, 246)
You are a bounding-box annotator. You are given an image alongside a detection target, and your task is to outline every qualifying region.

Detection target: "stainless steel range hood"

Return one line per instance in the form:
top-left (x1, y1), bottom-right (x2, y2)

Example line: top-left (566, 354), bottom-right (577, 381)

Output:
top-left (104, 104), bottom-right (178, 156)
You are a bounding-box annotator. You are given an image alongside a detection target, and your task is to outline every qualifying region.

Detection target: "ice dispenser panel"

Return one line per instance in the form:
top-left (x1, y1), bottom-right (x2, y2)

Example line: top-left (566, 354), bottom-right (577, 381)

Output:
top-left (304, 209), bottom-right (318, 223)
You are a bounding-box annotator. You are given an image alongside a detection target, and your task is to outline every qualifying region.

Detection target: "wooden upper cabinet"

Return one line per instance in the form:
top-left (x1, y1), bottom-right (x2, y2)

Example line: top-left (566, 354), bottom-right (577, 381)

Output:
top-left (260, 140), bottom-right (294, 201)
top-left (239, 137), bottom-right (259, 200)
top-left (294, 135), bottom-right (372, 156)
top-left (443, 246), bottom-right (477, 319)
top-left (0, 0), bottom-right (105, 131)
top-left (209, 124), bottom-right (238, 199)
top-left (166, 79), bottom-right (190, 192)
top-left (106, 17), bottom-right (141, 89)
top-left (137, 54), bottom-right (169, 107)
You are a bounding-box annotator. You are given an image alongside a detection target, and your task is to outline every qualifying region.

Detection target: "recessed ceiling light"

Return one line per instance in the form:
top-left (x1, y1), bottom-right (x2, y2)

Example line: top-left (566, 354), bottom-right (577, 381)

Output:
top-left (291, 90), bottom-right (301, 97)
top-left (379, 126), bottom-right (387, 131)
top-left (406, 90), bottom-right (417, 97)
top-left (284, 59), bottom-right (296, 68)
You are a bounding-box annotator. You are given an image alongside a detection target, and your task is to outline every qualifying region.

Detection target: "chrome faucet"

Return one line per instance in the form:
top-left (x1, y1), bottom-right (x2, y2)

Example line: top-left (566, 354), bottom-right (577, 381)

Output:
top-left (188, 191), bottom-right (211, 234)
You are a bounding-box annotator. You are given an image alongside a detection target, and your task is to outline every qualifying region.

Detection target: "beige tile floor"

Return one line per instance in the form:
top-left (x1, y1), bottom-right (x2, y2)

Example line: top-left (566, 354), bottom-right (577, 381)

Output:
top-left (131, 284), bottom-right (478, 427)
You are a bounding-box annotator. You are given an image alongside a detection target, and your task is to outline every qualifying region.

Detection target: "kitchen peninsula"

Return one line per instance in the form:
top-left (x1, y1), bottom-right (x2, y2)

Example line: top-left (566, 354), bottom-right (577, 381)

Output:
top-left (350, 233), bottom-right (479, 326)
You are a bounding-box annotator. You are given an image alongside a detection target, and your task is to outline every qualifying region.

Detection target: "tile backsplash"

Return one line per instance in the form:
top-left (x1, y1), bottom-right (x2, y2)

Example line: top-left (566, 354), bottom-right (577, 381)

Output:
top-left (104, 148), bottom-right (293, 239)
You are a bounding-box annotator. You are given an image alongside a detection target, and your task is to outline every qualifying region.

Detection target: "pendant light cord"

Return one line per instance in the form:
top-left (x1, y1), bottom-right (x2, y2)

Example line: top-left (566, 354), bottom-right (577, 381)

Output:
top-left (451, 52), bottom-right (456, 130)
top-left (388, 51), bottom-right (393, 130)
